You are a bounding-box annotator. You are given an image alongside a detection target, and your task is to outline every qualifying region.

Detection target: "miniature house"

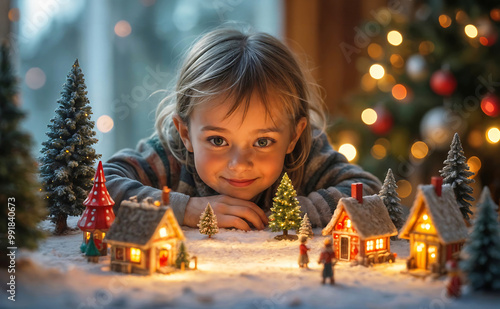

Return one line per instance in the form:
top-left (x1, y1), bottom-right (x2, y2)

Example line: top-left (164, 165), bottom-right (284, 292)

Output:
top-left (77, 161), bottom-right (115, 256)
top-left (105, 187), bottom-right (185, 275)
top-left (322, 183), bottom-right (398, 265)
top-left (399, 177), bottom-right (469, 274)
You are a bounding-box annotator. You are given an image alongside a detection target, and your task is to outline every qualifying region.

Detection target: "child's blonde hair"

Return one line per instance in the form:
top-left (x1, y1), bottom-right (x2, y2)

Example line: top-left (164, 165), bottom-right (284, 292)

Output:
top-left (155, 27), bottom-right (326, 188)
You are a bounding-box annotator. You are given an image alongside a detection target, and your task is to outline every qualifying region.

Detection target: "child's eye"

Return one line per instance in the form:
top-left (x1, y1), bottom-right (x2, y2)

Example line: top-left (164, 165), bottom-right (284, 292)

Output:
top-left (208, 136), bottom-right (228, 147)
top-left (254, 138), bottom-right (275, 148)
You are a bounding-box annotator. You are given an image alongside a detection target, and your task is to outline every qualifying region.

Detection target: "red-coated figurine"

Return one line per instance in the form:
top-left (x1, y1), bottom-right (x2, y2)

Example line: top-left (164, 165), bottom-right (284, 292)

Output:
top-left (446, 259), bottom-right (462, 298)
top-left (298, 235), bottom-right (310, 268)
top-left (318, 238), bottom-right (337, 285)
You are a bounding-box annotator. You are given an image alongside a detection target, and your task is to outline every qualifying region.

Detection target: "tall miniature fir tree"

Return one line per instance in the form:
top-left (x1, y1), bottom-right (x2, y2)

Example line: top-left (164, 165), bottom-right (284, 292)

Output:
top-left (379, 168), bottom-right (405, 235)
top-left (268, 173), bottom-right (302, 240)
top-left (439, 133), bottom-right (474, 221)
top-left (0, 43), bottom-right (47, 263)
top-left (298, 213), bottom-right (313, 239)
top-left (198, 203), bottom-right (219, 238)
top-left (175, 241), bottom-right (190, 269)
top-left (460, 187), bottom-right (500, 291)
top-left (39, 60), bottom-right (101, 235)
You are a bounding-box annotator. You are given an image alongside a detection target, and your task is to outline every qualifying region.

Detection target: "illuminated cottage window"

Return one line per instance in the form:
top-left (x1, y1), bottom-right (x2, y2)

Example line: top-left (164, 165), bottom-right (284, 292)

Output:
top-left (86, 232), bottom-right (91, 240)
top-left (367, 240), bottom-right (374, 251)
top-left (415, 212), bottom-right (436, 233)
top-left (376, 238), bottom-right (384, 249)
top-left (130, 248), bottom-right (141, 263)
top-left (159, 227), bottom-right (168, 238)
top-left (367, 238), bottom-right (385, 252)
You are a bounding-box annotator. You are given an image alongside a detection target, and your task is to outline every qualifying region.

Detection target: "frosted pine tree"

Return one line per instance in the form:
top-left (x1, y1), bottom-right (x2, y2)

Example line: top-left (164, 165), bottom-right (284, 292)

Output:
top-left (39, 60), bottom-right (101, 235)
top-left (268, 172), bottom-right (302, 240)
top-left (298, 213), bottom-right (313, 239)
top-left (460, 187), bottom-right (500, 291)
top-left (439, 133), bottom-right (474, 221)
top-left (198, 203), bottom-right (219, 238)
top-left (379, 168), bottom-right (405, 236)
top-left (175, 241), bottom-right (190, 269)
top-left (0, 43), bottom-right (47, 263)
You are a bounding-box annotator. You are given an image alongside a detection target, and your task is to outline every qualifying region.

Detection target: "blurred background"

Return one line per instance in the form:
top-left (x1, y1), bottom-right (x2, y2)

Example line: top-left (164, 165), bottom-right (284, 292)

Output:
top-left (1, 0), bottom-right (499, 209)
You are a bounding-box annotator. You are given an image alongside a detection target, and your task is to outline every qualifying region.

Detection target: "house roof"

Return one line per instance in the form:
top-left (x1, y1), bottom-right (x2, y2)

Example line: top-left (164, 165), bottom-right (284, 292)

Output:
top-left (322, 194), bottom-right (398, 239)
top-left (399, 184), bottom-right (468, 244)
top-left (105, 198), bottom-right (185, 248)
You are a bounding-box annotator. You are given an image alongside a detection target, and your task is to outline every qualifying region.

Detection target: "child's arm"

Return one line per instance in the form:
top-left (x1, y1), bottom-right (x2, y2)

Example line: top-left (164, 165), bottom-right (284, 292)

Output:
top-left (296, 132), bottom-right (382, 228)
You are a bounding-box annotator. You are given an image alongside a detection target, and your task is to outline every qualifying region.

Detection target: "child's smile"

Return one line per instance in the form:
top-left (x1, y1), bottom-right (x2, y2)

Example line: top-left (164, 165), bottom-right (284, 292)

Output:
top-left (175, 94), bottom-right (306, 201)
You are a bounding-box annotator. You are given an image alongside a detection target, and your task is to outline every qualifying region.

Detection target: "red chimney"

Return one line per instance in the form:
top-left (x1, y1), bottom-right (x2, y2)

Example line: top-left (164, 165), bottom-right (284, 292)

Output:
top-left (352, 183), bottom-right (363, 204)
top-left (162, 186), bottom-right (171, 205)
top-left (431, 176), bottom-right (443, 197)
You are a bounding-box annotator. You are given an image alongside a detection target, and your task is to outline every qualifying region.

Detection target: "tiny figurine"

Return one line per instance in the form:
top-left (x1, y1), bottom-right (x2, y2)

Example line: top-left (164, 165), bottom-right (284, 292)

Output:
top-left (399, 177), bottom-right (468, 274)
top-left (445, 258), bottom-right (462, 297)
top-left (322, 183), bottom-right (398, 266)
top-left (268, 173), bottom-right (302, 240)
top-left (379, 168), bottom-right (405, 238)
top-left (439, 133), bottom-right (474, 222)
top-left (77, 161), bottom-right (115, 256)
top-left (318, 238), bottom-right (337, 285)
top-left (298, 213), bottom-right (313, 239)
top-left (298, 235), bottom-right (310, 268)
top-left (175, 241), bottom-right (190, 270)
top-left (198, 202), bottom-right (219, 238)
top-left (40, 59), bottom-right (101, 235)
top-left (460, 186), bottom-right (500, 291)
top-left (106, 187), bottom-right (185, 275)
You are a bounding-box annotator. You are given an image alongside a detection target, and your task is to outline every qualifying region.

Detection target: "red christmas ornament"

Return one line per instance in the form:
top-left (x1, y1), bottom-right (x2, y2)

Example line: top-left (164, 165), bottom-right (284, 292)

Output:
top-left (481, 94), bottom-right (500, 117)
top-left (430, 70), bottom-right (457, 96)
top-left (370, 106), bottom-right (393, 135)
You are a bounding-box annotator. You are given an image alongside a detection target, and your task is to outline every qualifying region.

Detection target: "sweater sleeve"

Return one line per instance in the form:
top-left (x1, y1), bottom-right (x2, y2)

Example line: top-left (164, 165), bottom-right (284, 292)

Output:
top-left (296, 133), bottom-right (382, 228)
top-left (103, 137), bottom-right (190, 224)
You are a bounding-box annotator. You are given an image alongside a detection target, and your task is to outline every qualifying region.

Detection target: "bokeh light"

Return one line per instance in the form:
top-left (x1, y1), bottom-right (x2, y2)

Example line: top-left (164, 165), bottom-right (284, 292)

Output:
top-left (387, 30), bottom-right (403, 46)
top-left (371, 144), bottom-right (387, 160)
top-left (396, 180), bottom-right (412, 198)
top-left (392, 84), bottom-right (407, 100)
top-left (464, 24), bottom-right (478, 38)
top-left (486, 127), bottom-right (500, 143)
top-left (338, 144), bottom-right (357, 162)
top-left (439, 14), bottom-right (452, 28)
top-left (467, 156), bottom-right (481, 178)
top-left (8, 8), bottom-right (20, 22)
top-left (361, 108), bottom-right (377, 125)
top-left (389, 54), bottom-right (404, 68)
top-left (418, 41), bottom-right (435, 55)
top-left (361, 73), bottom-right (377, 91)
top-left (25, 67), bottom-right (46, 90)
top-left (491, 8), bottom-right (500, 22)
top-left (468, 130), bottom-right (483, 148)
top-left (367, 43), bottom-right (384, 60)
top-left (369, 64), bottom-right (385, 80)
top-left (96, 115), bottom-right (114, 133)
top-left (377, 74), bottom-right (396, 93)
top-left (115, 20), bottom-right (132, 37)
top-left (410, 141), bottom-right (429, 159)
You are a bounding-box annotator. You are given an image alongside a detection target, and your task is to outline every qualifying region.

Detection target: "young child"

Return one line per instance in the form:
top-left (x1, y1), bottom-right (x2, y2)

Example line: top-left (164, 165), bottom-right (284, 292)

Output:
top-left (298, 235), bottom-right (310, 268)
top-left (318, 238), bottom-right (337, 285)
top-left (103, 28), bottom-right (381, 230)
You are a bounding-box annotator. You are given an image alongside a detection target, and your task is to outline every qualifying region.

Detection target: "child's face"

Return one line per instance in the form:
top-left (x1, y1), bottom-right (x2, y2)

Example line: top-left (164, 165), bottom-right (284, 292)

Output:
top-left (175, 95), bottom-right (306, 201)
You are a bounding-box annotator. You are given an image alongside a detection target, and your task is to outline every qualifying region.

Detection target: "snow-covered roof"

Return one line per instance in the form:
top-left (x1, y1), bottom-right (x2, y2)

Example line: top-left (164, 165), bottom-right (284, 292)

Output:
top-left (322, 195), bottom-right (398, 239)
top-left (399, 184), bottom-right (468, 244)
top-left (105, 198), bottom-right (184, 248)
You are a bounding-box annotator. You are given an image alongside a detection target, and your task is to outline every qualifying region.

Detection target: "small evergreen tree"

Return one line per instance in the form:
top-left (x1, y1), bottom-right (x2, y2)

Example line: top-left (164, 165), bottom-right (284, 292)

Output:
top-left (460, 187), bottom-right (500, 291)
top-left (39, 59), bottom-right (100, 235)
top-left (298, 213), bottom-right (313, 239)
top-left (379, 168), bottom-right (405, 236)
top-left (439, 133), bottom-right (474, 221)
top-left (85, 236), bottom-right (100, 263)
top-left (198, 202), bottom-right (219, 238)
top-left (175, 241), bottom-right (190, 269)
top-left (0, 42), bottom-right (47, 264)
top-left (268, 173), bottom-right (302, 240)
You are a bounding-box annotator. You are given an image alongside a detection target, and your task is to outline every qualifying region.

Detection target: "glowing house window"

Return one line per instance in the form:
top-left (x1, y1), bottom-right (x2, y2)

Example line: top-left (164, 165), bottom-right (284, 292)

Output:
top-left (130, 248), bottom-right (141, 263)
top-left (366, 240), bottom-right (374, 251)
top-left (346, 219), bottom-right (351, 228)
top-left (376, 238), bottom-right (384, 249)
top-left (86, 232), bottom-right (91, 240)
top-left (159, 227), bottom-right (168, 238)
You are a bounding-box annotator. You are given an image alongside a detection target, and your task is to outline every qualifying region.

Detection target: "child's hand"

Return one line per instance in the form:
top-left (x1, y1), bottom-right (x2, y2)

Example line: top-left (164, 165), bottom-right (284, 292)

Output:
top-left (183, 195), bottom-right (268, 231)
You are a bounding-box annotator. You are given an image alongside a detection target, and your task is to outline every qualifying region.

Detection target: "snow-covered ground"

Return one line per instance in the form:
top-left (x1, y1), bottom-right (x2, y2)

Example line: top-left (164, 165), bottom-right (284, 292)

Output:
top-left (1, 217), bottom-right (499, 309)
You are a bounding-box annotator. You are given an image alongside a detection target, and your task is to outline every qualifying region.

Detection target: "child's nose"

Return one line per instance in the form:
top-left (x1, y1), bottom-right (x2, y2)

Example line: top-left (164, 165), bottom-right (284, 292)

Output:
top-left (228, 147), bottom-right (253, 172)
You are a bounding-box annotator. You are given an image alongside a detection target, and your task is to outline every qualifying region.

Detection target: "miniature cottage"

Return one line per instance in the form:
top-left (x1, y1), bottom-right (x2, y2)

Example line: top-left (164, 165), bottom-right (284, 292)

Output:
top-left (105, 188), bottom-right (185, 275)
top-left (322, 183), bottom-right (398, 265)
top-left (399, 177), bottom-right (469, 274)
top-left (77, 161), bottom-right (115, 256)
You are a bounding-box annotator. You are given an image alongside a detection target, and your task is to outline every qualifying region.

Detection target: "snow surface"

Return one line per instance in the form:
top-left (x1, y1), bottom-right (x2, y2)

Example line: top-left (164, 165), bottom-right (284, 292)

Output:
top-left (1, 217), bottom-right (499, 309)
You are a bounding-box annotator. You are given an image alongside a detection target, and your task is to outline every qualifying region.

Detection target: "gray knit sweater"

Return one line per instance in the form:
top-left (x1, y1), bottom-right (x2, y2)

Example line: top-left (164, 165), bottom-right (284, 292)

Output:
top-left (103, 132), bottom-right (381, 227)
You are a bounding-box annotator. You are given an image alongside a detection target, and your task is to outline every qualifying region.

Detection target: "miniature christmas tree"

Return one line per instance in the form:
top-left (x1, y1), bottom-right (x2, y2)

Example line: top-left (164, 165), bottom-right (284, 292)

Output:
top-left (379, 168), bottom-right (405, 236)
top-left (0, 42), bottom-right (47, 261)
top-left (85, 235), bottom-right (100, 263)
top-left (268, 173), bottom-right (302, 240)
top-left (198, 203), bottom-right (219, 238)
top-left (439, 133), bottom-right (474, 221)
top-left (460, 187), bottom-right (500, 291)
top-left (39, 59), bottom-right (101, 235)
top-left (298, 213), bottom-right (313, 239)
top-left (175, 241), bottom-right (190, 269)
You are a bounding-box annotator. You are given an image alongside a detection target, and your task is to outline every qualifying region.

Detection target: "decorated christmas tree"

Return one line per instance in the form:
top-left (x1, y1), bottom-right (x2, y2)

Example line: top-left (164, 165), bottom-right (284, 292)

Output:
top-left (39, 59), bottom-right (101, 235)
top-left (175, 241), bottom-right (190, 269)
top-left (460, 187), bottom-right (500, 291)
top-left (198, 202), bottom-right (219, 238)
top-left (0, 42), bottom-right (47, 261)
top-left (439, 133), bottom-right (474, 221)
top-left (298, 213), bottom-right (313, 239)
top-left (379, 168), bottom-right (405, 234)
top-left (268, 173), bottom-right (302, 240)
